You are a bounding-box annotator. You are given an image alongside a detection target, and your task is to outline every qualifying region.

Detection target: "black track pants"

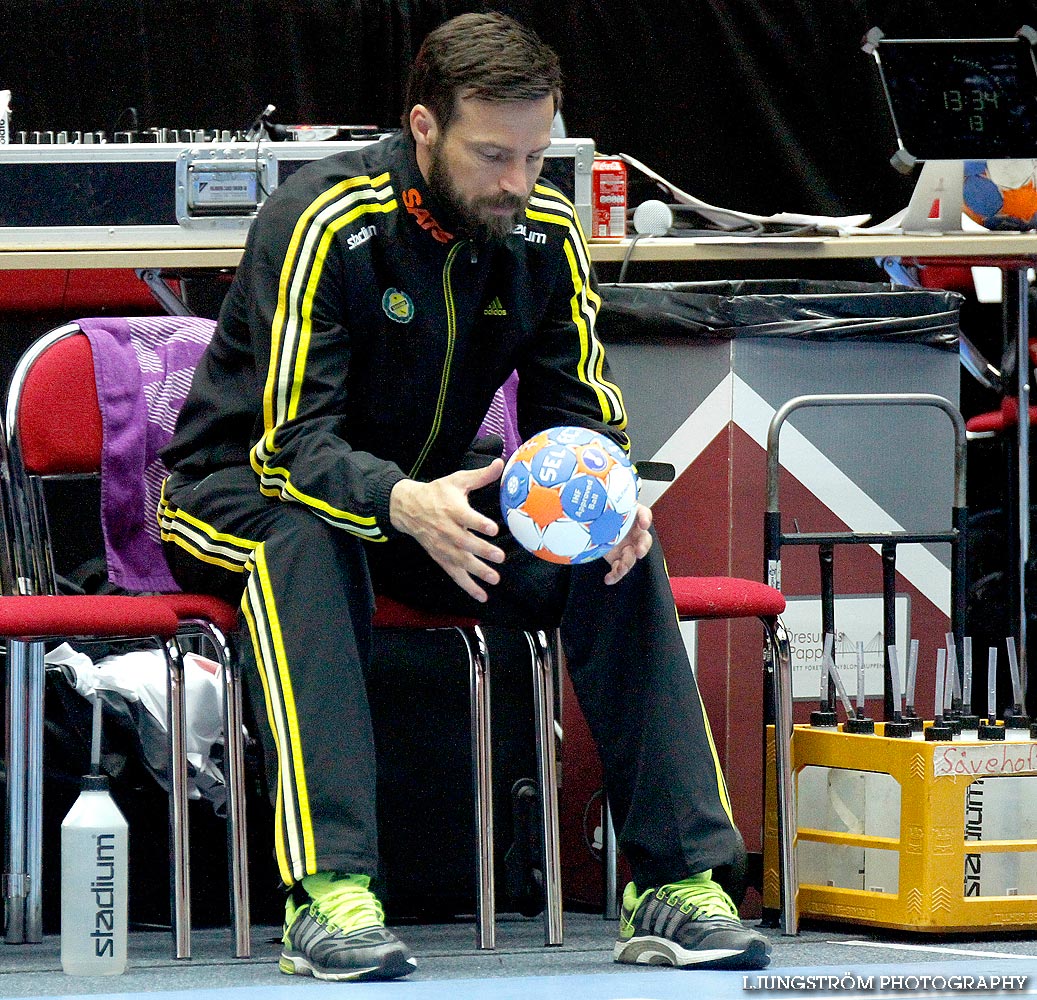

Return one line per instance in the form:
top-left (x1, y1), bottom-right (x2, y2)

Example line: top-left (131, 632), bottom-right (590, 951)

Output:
top-left (160, 465), bottom-right (740, 890)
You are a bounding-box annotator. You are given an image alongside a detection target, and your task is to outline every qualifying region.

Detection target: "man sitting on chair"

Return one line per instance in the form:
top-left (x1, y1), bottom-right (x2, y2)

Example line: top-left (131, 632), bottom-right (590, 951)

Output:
top-left (159, 11), bottom-right (770, 981)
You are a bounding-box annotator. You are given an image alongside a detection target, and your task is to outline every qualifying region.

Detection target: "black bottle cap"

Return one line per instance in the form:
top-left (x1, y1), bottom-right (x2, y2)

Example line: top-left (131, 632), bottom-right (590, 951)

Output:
top-left (810, 710), bottom-right (838, 728)
top-left (978, 722), bottom-right (1006, 741)
top-left (844, 717), bottom-right (876, 735)
top-left (1004, 714), bottom-right (1031, 731)
top-left (903, 714), bottom-right (925, 732)
top-left (925, 723), bottom-right (954, 741)
top-left (957, 714), bottom-right (981, 731)
top-left (883, 720), bottom-right (913, 739)
top-left (80, 774), bottom-right (111, 791)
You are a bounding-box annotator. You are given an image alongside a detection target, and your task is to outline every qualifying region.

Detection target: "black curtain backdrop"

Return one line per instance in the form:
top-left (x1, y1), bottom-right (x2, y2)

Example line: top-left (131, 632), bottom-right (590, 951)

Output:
top-left (5, 1), bottom-right (1037, 228)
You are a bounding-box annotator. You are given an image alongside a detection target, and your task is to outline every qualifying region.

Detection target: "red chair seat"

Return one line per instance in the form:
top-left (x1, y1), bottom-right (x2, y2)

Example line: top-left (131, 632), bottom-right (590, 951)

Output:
top-left (670, 575), bottom-right (786, 619)
top-left (157, 592), bottom-right (240, 636)
top-left (965, 398), bottom-right (1037, 435)
top-left (0, 594), bottom-right (180, 638)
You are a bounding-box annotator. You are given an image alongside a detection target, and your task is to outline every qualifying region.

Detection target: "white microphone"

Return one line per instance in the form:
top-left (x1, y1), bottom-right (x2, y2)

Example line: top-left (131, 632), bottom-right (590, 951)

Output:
top-left (632, 199), bottom-right (674, 236)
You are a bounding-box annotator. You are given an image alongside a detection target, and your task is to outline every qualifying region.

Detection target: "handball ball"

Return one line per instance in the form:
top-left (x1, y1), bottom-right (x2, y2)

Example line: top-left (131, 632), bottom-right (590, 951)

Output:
top-left (963, 160), bottom-right (1037, 231)
top-left (499, 426), bottom-right (640, 564)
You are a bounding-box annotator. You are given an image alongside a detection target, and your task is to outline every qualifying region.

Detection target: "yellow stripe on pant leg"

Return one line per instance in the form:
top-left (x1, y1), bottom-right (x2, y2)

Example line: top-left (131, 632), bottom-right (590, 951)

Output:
top-left (158, 480), bottom-right (318, 880)
top-left (240, 547), bottom-right (313, 883)
top-left (241, 582), bottom-right (294, 886)
top-left (697, 687), bottom-right (735, 825)
top-left (248, 543), bottom-right (317, 879)
top-left (662, 551), bottom-right (735, 827)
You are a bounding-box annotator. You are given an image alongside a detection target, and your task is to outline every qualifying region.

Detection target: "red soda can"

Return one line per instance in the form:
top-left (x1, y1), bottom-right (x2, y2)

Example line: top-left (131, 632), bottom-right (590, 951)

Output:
top-left (591, 158), bottom-right (627, 238)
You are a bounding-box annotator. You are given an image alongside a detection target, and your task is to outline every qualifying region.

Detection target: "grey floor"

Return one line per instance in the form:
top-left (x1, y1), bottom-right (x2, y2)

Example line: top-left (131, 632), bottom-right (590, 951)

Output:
top-left (3, 912), bottom-right (1037, 999)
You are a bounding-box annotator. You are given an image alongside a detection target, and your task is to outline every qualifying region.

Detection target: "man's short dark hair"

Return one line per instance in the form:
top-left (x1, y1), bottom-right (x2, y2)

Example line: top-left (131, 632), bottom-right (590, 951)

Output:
top-left (404, 12), bottom-right (562, 132)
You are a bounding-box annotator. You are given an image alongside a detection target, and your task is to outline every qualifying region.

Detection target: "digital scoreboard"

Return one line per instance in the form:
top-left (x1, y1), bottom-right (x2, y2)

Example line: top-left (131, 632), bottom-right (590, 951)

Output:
top-left (868, 29), bottom-right (1037, 161)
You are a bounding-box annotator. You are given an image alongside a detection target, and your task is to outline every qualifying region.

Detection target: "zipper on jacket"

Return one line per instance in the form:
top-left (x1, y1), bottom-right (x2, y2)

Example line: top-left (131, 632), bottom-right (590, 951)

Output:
top-left (409, 240), bottom-right (465, 478)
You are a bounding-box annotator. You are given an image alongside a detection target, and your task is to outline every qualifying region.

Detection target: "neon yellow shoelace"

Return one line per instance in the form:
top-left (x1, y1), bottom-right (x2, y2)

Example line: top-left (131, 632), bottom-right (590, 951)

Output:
top-left (306, 874), bottom-right (385, 933)
top-left (656, 874), bottom-right (739, 920)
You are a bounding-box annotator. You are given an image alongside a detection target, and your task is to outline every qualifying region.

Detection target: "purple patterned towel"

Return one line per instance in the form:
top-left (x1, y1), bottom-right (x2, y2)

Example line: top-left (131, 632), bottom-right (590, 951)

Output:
top-left (79, 316), bottom-right (214, 592)
top-left (478, 370), bottom-right (521, 458)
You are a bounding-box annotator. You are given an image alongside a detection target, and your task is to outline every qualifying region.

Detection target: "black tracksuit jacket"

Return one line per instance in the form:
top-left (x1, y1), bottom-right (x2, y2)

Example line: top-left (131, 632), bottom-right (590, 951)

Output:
top-left (162, 131), bottom-right (630, 538)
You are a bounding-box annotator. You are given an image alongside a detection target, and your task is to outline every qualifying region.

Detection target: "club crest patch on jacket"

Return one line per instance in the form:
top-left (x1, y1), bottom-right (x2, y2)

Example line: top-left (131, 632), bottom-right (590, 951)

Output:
top-left (382, 288), bottom-right (415, 323)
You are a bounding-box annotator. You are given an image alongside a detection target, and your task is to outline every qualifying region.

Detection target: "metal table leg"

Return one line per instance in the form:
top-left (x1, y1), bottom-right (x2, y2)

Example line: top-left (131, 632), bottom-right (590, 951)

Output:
top-left (1007, 267), bottom-right (1031, 703)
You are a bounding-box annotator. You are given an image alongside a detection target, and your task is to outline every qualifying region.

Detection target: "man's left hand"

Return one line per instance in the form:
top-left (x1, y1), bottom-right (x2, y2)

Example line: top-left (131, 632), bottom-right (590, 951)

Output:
top-left (603, 504), bottom-right (653, 585)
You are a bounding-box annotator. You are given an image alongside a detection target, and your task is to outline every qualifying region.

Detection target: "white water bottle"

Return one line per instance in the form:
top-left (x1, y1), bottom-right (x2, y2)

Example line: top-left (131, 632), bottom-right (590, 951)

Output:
top-left (60, 774), bottom-right (128, 975)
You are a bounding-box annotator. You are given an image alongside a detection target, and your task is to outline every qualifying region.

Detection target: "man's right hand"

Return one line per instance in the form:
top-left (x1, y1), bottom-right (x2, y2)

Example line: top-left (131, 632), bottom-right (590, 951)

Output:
top-left (389, 459), bottom-right (506, 602)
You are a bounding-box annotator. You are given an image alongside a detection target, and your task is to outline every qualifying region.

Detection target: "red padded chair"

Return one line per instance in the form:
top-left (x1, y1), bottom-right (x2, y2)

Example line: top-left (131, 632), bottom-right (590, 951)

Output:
top-left (672, 575), bottom-right (794, 928)
top-left (0, 425), bottom-right (186, 947)
top-left (964, 337), bottom-right (1037, 439)
top-left (670, 575), bottom-right (787, 622)
top-left (477, 383), bottom-right (797, 932)
top-left (5, 325), bottom-right (249, 959)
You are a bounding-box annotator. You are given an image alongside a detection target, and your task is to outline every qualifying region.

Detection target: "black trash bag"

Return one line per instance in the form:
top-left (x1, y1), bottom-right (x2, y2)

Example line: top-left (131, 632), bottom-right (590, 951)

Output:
top-left (599, 280), bottom-right (963, 348)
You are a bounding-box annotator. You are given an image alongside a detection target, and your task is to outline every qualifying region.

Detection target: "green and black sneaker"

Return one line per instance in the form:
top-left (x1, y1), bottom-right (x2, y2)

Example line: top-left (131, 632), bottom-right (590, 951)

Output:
top-left (614, 871), bottom-right (771, 970)
top-left (279, 872), bottom-right (417, 981)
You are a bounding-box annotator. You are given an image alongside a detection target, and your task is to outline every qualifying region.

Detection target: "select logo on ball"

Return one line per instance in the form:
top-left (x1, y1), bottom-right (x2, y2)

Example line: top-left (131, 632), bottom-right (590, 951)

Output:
top-left (500, 425), bottom-right (639, 564)
top-left (531, 445), bottom-right (577, 485)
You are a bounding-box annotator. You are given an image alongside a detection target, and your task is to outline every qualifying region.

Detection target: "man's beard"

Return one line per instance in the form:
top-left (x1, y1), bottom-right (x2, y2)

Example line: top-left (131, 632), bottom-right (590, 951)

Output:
top-left (427, 147), bottom-right (527, 243)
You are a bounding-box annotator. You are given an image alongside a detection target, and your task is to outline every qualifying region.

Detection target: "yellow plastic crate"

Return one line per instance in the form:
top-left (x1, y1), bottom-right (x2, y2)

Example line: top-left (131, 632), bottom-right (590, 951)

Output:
top-left (763, 724), bottom-right (1037, 932)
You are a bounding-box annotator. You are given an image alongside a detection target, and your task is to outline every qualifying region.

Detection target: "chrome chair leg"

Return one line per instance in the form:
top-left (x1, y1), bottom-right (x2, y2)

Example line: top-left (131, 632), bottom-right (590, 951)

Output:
top-left (4, 638), bottom-right (29, 943)
top-left (165, 638), bottom-right (191, 959)
top-left (764, 616), bottom-right (798, 935)
top-left (186, 620), bottom-right (251, 959)
top-left (461, 625), bottom-right (495, 950)
top-left (24, 640), bottom-right (44, 943)
top-left (603, 797), bottom-right (619, 920)
top-left (529, 629), bottom-right (563, 945)
top-left (221, 646), bottom-right (251, 959)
